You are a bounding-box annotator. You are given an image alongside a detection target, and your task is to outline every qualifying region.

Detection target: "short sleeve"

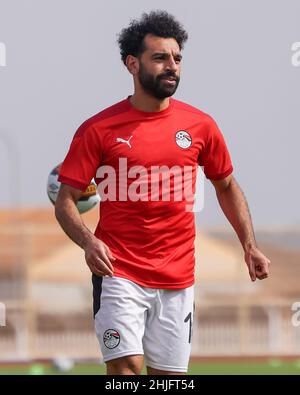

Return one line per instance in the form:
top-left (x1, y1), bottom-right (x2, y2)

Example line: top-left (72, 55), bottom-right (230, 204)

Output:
top-left (58, 122), bottom-right (102, 191)
top-left (198, 117), bottom-right (233, 180)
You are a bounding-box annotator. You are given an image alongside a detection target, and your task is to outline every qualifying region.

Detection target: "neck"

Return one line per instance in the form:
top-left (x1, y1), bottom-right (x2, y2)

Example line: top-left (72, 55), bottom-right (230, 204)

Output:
top-left (129, 91), bottom-right (170, 112)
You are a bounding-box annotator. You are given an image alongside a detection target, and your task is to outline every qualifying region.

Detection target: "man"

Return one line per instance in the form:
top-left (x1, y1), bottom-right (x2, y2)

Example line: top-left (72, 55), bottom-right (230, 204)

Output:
top-left (55, 10), bottom-right (270, 375)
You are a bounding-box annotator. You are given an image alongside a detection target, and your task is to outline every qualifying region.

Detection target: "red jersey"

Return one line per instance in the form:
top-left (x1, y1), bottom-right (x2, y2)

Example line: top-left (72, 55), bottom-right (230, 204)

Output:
top-left (58, 97), bottom-right (233, 289)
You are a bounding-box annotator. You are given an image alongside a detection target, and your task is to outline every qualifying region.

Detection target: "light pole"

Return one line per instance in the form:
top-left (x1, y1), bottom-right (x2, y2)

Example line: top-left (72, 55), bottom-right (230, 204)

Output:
top-left (0, 131), bottom-right (22, 295)
top-left (0, 131), bottom-right (28, 360)
top-left (0, 131), bottom-right (21, 209)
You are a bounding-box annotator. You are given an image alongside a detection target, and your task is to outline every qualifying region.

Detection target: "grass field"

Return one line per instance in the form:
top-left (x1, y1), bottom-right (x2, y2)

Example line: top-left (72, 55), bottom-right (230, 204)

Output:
top-left (0, 359), bottom-right (300, 375)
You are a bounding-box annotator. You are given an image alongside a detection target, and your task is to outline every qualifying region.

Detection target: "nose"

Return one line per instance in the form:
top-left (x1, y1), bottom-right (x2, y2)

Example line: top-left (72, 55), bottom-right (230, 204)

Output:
top-left (165, 57), bottom-right (178, 73)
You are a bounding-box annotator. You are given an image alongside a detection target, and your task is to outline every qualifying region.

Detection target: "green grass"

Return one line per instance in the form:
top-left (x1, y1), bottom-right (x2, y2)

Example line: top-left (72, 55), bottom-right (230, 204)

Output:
top-left (1, 360), bottom-right (300, 375)
top-left (188, 360), bottom-right (300, 375)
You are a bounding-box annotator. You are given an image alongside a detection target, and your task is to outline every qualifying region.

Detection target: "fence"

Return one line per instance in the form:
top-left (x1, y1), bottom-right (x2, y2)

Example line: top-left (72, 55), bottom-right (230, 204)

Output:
top-left (0, 302), bottom-right (300, 361)
top-left (1, 221), bottom-right (300, 361)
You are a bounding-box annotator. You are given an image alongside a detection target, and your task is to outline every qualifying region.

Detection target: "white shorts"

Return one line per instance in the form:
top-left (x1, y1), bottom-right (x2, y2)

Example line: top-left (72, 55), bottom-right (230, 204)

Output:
top-left (93, 275), bottom-right (194, 373)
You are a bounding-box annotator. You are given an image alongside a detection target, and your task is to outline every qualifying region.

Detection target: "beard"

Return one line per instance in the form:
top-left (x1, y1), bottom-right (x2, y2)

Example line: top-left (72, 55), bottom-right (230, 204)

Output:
top-left (137, 62), bottom-right (180, 100)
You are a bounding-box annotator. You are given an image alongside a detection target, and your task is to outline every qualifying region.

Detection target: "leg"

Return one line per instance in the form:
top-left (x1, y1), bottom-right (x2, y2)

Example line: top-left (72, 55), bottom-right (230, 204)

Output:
top-left (107, 355), bottom-right (144, 375)
top-left (93, 276), bottom-right (150, 375)
top-left (143, 285), bottom-right (194, 374)
top-left (147, 366), bottom-right (186, 375)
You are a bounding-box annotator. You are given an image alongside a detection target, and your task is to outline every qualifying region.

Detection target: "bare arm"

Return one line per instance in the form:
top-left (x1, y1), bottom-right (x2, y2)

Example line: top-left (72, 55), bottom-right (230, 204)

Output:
top-left (55, 183), bottom-right (115, 277)
top-left (210, 174), bottom-right (270, 281)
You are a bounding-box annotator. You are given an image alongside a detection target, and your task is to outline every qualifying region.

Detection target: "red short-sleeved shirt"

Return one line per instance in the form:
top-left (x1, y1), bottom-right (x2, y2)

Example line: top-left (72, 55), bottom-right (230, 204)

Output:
top-left (58, 97), bottom-right (233, 289)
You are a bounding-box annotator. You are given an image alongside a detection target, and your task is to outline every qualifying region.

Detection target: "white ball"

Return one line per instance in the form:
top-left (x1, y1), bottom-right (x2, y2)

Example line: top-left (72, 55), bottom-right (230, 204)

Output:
top-left (47, 163), bottom-right (100, 214)
top-left (52, 357), bottom-right (74, 372)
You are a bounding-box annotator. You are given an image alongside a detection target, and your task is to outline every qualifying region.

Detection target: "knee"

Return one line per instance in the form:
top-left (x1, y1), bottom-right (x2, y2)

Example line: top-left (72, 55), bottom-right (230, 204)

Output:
top-left (106, 355), bottom-right (143, 375)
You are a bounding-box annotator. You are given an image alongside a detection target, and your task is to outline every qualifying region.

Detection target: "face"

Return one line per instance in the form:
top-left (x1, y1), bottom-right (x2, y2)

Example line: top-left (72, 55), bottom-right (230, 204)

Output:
top-left (132, 34), bottom-right (182, 99)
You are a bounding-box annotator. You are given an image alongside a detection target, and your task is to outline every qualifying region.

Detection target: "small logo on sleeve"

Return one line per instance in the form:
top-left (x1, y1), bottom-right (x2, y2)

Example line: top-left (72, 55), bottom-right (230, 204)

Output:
top-left (175, 131), bottom-right (192, 149)
top-left (103, 329), bottom-right (121, 349)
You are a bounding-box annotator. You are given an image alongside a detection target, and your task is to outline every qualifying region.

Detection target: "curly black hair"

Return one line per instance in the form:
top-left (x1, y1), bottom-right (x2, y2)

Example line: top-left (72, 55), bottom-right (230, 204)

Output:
top-left (117, 10), bottom-right (188, 65)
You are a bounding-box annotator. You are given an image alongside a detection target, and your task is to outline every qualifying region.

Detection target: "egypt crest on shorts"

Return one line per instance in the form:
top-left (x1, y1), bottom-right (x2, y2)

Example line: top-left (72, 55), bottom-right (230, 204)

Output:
top-left (103, 329), bottom-right (120, 349)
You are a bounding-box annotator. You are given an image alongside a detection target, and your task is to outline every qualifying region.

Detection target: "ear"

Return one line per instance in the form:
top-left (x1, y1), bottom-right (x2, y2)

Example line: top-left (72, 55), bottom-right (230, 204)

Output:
top-left (126, 55), bottom-right (139, 75)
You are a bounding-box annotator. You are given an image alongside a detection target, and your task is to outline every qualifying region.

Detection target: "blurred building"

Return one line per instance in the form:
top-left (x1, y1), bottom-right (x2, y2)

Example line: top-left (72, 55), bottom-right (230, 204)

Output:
top-left (0, 208), bottom-right (300, 361)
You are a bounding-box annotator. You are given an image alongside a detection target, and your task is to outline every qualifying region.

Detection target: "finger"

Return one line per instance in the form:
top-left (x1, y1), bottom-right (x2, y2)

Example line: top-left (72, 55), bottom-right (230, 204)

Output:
top-left (97, 244), bottom-right (115, 270)
top-left (87, 254), bottom-right (113, 276)
top-left (100, 251), bottom-right (115, 273)
top-left (106, 247), bottom-right (116, 262)
top-left (86, 251), bottom-right (114, 276)
top-left (255, 263), bottom-right (269, 276)
top-left (93, 270), bottom-right (106, 277)
top-left (248, 256), bottom-right (256, 282)
top-left (88, 264), bottom-right (106, 277)
top-left (256, 262), bottom-right (269, 279)
top-left (257, 274), bottom-right (268, 280)
top-left (264, 259), bottom-right (271, 270)
top-left (93, 257), bottom-right (114, 276)
top-left (102, 243), bottom-right (116, 262)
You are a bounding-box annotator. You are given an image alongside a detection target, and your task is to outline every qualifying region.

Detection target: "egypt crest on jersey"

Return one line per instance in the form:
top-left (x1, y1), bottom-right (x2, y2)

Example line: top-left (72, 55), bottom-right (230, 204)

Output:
top-left (175, 130), bottom-right (192, 149)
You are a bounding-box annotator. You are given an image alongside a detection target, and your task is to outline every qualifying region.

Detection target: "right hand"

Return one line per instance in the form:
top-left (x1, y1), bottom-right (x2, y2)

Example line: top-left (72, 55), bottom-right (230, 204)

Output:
top-left (83, 237), bottom-right (116, 277)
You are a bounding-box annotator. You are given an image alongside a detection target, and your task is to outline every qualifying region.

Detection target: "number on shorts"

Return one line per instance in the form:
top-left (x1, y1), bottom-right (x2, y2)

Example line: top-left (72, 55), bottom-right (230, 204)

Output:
top-left (184, 312), bottom-right (192, 343)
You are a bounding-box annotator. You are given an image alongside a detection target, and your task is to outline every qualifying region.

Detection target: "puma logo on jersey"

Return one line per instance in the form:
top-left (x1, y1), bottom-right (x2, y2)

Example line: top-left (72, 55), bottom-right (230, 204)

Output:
top-left (116, 136), bottom-right (133, 148)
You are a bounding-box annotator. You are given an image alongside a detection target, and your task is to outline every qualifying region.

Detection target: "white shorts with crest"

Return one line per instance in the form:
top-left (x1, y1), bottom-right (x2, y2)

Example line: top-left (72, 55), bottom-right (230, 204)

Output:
top-left (93, 275), bottom-right (194, 373)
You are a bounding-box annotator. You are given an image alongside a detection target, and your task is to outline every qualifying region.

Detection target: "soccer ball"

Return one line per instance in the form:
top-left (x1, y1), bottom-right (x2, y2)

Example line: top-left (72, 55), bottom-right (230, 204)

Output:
top-left (47, 163), bottom-right (100, 214)
top-left (52, 357), bottom-right (74, 372)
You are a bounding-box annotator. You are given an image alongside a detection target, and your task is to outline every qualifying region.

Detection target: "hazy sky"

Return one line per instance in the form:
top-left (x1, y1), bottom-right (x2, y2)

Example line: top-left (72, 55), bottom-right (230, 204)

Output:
top-left (0, 0), bottom-right (299, 229)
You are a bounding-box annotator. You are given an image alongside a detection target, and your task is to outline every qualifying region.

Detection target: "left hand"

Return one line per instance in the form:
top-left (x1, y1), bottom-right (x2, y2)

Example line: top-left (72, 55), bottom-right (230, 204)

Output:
top-left (244, 246), bottom-right (271, 282)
